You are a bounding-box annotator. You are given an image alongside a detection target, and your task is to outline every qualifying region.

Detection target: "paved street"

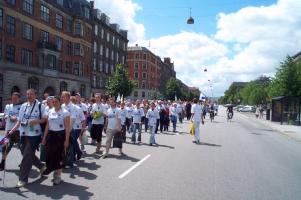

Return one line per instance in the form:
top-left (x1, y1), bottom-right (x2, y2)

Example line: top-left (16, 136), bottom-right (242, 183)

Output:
top-left (1, 108), bottom-right (301, 200)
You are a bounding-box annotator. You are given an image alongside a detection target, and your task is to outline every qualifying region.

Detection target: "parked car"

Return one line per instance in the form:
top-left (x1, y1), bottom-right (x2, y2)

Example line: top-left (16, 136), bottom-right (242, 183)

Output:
top-left (239, 106), bottom-right (256, 113)
top-left (0, 113), bottom-right (5, 130)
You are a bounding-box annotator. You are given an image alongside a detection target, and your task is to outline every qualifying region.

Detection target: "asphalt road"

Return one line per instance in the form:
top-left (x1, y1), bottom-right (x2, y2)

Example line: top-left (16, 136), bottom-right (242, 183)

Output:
top-left (1, 108), bottom-right (301, 200)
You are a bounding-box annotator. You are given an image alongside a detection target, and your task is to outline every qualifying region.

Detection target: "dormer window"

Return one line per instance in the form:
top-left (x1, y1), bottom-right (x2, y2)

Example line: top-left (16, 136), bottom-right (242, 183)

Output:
top-left (84, 7), bottom-right (90, 19)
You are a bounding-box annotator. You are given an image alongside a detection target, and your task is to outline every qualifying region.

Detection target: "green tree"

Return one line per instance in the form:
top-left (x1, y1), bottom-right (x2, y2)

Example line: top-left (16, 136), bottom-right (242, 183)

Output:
top-left (106, 64), bottom-right (135, 98)
top-left (222, 82), bottom-right (246, 104)
top-left (268, 56), bottom-right (301, 97)
top-left (165, 77), bottom-right (182, 100)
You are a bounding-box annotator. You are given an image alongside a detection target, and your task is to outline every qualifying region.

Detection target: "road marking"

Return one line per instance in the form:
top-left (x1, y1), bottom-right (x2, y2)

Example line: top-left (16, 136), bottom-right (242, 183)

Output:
top-left (118, 154), bottom-right (151, 179)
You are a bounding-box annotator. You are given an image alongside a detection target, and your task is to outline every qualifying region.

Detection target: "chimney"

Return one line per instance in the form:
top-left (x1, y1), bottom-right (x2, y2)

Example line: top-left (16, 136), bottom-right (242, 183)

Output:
top-left (90, 1), bottom-right (94, 9)
top-left (135, 44), bottom-right (138, 47)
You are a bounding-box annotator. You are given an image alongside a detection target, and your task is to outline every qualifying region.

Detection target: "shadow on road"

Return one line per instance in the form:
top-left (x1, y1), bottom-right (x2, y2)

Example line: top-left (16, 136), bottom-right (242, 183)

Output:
top-left (64, 164), bottom-right (99, 180)
top-left (107, 153), bottom-right (140, 162)
top-left (249, 132), bottom-right (264, 136)
top-left (0, 176), bottom-right (94, 200)
top-left (198, 142), bottom-right (222, 147)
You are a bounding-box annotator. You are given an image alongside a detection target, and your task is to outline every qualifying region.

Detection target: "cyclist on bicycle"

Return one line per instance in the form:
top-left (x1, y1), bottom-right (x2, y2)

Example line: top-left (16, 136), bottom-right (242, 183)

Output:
top-left (226, 105), bottom-right (234, 120)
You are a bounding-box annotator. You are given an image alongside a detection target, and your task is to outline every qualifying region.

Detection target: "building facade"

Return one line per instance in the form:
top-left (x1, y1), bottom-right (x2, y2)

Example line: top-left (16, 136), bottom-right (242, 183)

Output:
top-left (127, 45), bottom-right (163, 100)
top-left (90, 6), bottom-right (128, 94)
top-left (160, 57), bottom-right (176, 94)
top-left (0, 0), bottom-right (93, 109)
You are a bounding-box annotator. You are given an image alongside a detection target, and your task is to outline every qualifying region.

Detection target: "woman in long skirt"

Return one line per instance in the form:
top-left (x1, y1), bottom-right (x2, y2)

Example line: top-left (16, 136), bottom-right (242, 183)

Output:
top-left (42, 96), bottom-right (71, 185)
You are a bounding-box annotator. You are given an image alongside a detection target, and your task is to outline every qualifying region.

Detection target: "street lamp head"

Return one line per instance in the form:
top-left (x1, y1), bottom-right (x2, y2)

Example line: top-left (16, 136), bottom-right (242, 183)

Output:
top-left (187, 8), bottom-right (194, 24)
top-left (204, 68), bottom-right (207, 72)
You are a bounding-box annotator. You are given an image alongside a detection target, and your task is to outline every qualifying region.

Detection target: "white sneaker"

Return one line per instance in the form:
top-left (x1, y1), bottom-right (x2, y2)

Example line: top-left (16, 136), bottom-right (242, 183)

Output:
top-left (53, 176), bottom-right (62, 185)
top-left (16, 180), bottom-right (27, 188)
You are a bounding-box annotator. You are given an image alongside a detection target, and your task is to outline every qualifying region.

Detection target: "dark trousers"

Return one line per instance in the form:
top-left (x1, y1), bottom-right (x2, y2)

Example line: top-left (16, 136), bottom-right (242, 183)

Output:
top-left (2, 131), bottom-right (20, 157)
top-left (121, 125), bottom-right (126, 142)
top-left (19, 136), bottom-right (43, 182)
top-left (144, 118), bottom-right (149, 132)
top-left (70, 129), bottom-right (81, 161)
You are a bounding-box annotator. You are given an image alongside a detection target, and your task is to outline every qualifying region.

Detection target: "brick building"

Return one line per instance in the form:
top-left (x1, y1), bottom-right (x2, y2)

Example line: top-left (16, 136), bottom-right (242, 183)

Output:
top-left (0, 0), bottom-right (128, 111)
top-left (90, 6), bottom-right (128, 94)
top-left (127, 45), bottom-right (164, 99)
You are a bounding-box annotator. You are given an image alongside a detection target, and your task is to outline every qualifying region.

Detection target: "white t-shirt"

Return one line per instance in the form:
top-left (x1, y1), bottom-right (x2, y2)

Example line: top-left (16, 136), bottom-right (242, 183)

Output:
top-left (146, 108), bottom-right (160, 126)
top-left (77, 103), bottom-right (88, 113)
top-left (125, 106), bottom-right (133, 118)
top-left (73, 105), bottom-right (85, 130)
top-left (18, 100), bottom-right (47, 136)
top-left (170, 106), bottom-right (179, 116)
top-left (62, 102), bottom-right (77, 120)
top-left (4, 103), bottom-right (21, 132)
top-left (91, 103), bottom-right (107, 125)
top-left (107, 107), bottom-right (120, 130)
top-left (132, 107), bottom-right (144, 124)
top-left (191, 104), bottom-right (203, 122)
top-left (118, 107), bottom-right (127, 125)
top-left (48, 108), bottom-right (70, 131)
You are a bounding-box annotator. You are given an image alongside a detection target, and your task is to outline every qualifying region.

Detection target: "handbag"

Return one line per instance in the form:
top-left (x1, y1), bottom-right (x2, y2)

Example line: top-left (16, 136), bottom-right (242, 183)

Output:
top-left (189, 121), bottom-right (195, 135)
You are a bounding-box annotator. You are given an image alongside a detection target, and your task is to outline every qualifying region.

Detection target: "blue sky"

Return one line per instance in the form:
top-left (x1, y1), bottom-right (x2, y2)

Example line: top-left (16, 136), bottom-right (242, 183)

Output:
top-left (135, 0), bottom-right (276, 39)
top-left (95, 0), bottom-right (301, 96)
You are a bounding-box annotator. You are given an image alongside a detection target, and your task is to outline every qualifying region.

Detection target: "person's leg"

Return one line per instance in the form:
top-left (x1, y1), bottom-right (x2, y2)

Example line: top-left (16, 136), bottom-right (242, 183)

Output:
top-left (121, 125), bottom-right (126, 142)
top-left (145, 118), bottom-right (148, 132)
top-left (160, 118), bottom-right (164, 132)
top-left (131, 124), bottom-right (137, 143)
top-left (155, 119), bottom-right (159, 133)
top-left (194, 121), bottom-right (200, 143)
top-left (138, 123), bottom-right (142, 142)
top-left (96, 124), bottom-right (103, 153)
top-left (104, 129), bottom-right (114, 157)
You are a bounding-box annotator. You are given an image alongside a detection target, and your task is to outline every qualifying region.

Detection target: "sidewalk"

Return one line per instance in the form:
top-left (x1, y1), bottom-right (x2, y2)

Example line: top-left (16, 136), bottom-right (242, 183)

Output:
top-left (241, 112), bottom-right (301, 142)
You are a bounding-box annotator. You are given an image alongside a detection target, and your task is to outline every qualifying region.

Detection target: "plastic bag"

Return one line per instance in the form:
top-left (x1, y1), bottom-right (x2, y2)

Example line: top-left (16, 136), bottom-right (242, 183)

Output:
top-left (82, 130), bottom-right (89, 145)
top-left (190, 121), bottom-right (195, 135)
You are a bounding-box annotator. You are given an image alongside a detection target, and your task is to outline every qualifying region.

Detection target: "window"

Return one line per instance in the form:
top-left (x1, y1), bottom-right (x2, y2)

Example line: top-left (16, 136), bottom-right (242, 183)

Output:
top-left (41, 5), bottom-right (50, 22)
top-left (0, 41), bottom-right (2, 60)
top-left (0, 8), bottom-right (3, 28)
top-left (110, 65), bottom-right (114, 74)
top-left (100, 44), bottom-right (103, 55)
top-left (28, 77), bottom-right (39, 91)
top-left (47, 54), bottom-right (56, 70)
top-left (112, 36), bottom-right (115, 45)
top-left (80, 84), bottom-right (86, 97)
top-left (134, 63), bottom-right (139, 70)
top-left (67, 41), bottom-right (72, 55)
top-left (73, 63), bottom-right (79, 75)
top-left (84, 7), bottom-right (90, 19)
top-left (143, 54), bottom-right (146, 60)
top-left (79, 64), bottom-right (83, 76)
top-left (21, 49), bottom-right (33, 66)
top-left (123, 43), bottom-right (127, 51)
top-left (142, 91), bottom-right (145, 98)
top-left (92, 58), bottom-right (96, 71)
top-left (74, 21), bottom-right (82, 36)
top-left (6, 16), bottom-right (15, 36)
top-left (105, 63), bottom-right (109, 73)
top-left (117, 39), bottom-right (120, 48)
top-left (122, 56), bottom-right (125, 64)
top-left (56, 14), bottom-right (63, 29)
top-left (22, 23), bottom-right (33, 40)
top-left (94, 25), bottom-right (98, 35)
top-left (40, 30), bottom-right (49, 42)
top-left (143, 63), bottom-right (147, 70)
top-left (111, 50), bottom-right (114, 60)
top-left (6, 45), bottom-right (15, 62)
top-left (116, 52), bottom-right (119, 62)
top-left (7, 0), bottom-right (16, 5)
top-left (135, 53), bottom-right (139, 59)
top-left (66, 18), bottom-right (72, 32)
top-left (55, 36), bottom-right (62, 51)
top-left (73, 43), bottom-right (80, 55)
top-left (23, 0), bottom-right (34, 15)
top-left (65, 61), bottom-right (72, 73)
top-left (134, 91), bottom-right (138, 97)
top-left (142, 72), bottom-right (147, 79)
top-left (93, 41), bottom-right (97, 53)
top-left (134, 72), bottom-right (138, 79)
top-left (60, 81), bottom-right (68, 92)
top-left (142, 81), bottom-right (146, 89)
top-left (98, 60), bottom-right (103, 72)
top-left (107, 32), bottom-right (110, 42)
top-left (0, 74), bottom-right (3, 92)
top-left (92, 75), bottom-right (96, 88)
top-left (101, 28), bottom-right (104, 39)
top-left (106, 48), bottom-right (109, 58)
top-left (99, 78), bottom-right (103, 88)
top-left (57, 0), bottom-right (63, 6)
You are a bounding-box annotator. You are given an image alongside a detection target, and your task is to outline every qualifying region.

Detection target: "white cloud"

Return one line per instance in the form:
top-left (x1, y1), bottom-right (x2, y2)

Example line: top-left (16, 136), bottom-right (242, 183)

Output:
top-left (94, 0), bottom-right (145, 41)
top-left (94, 0), bottom-right (301, 96)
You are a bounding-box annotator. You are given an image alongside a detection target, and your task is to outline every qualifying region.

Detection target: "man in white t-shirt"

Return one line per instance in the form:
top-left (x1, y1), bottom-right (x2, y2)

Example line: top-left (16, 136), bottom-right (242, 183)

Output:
top-left (191, 98), bottom-right (204, 144)
top-left (0, 92), bottom-right (22, 171)
top-left (131, 101), bottom-right (145, 143)
top-left (146, 102), bottom-right (160, 146)
top-left (8, 89), bottom-right (47, 188)
top-left (125, 102), bottom-right (133, 133)
top-left (118, 102), bottom-right (127, 142)
top-left (103, 98), bottom-right (122, 158)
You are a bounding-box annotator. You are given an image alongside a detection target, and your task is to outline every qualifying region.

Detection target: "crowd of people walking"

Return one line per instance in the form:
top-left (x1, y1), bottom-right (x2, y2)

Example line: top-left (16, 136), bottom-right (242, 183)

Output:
top-left (0, 89), bottom-right (218, 188)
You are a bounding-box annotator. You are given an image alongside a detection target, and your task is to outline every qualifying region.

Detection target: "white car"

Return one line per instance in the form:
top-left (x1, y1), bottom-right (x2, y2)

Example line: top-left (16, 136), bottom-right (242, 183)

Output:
top-left (240, 106), bottom-right (255, 112)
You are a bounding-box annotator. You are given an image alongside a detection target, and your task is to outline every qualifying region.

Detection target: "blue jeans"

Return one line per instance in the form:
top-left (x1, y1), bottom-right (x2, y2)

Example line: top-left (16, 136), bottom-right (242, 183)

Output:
top-left (170, 115), bottom-right (177, 131)
top-left (149, 125), bottom-right (156, 144)
top-left (69, 129), bottom-right (81, 163)
top-left (131, 123), bottom-right (141, 142)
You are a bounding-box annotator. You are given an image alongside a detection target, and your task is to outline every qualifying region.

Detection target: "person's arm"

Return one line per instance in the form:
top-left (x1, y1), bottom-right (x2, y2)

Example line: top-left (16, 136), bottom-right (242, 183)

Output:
top-left (64, 115), bottom-right (71, 151)
top-left (42, 119), bottom-right (49, 145)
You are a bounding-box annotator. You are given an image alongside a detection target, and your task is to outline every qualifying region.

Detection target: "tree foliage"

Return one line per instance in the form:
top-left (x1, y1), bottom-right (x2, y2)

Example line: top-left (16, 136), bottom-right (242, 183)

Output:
top-left (164, 77), bottom-right (182, 100)
top-left (106, 64), bottom-right (135, 98)
top-left (268, 56), bottom-right (301, 97)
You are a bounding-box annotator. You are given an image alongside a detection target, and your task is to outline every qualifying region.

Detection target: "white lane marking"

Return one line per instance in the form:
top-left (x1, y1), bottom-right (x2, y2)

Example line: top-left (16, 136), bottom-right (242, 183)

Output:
top-left (118, 154), bottom-right (151, 179)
